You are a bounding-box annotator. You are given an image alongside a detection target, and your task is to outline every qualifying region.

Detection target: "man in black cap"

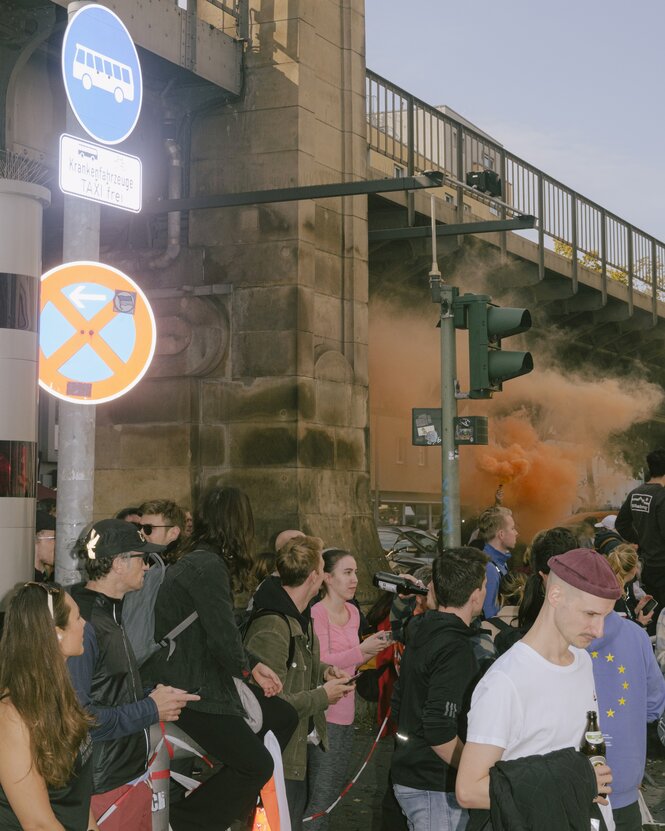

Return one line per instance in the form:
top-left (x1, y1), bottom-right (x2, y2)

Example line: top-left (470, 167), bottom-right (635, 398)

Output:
top-left (456, 548), bottom-right (621, 830)
top-left (68, 519), bottom-right (200, 831)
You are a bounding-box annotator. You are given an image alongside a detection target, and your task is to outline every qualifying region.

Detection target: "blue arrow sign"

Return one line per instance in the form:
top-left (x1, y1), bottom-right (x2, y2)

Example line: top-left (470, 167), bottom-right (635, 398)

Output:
top-left (61, 5), bottom-right (142, 145)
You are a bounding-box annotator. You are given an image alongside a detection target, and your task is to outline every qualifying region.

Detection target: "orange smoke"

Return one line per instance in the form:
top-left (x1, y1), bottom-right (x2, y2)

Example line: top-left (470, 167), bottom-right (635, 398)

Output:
top-left (476, 452), bottom-right (530, 483)
top-left (368, 299), bottom-right (663, 543)
top-left (462, 417), bottom-right (580, 540)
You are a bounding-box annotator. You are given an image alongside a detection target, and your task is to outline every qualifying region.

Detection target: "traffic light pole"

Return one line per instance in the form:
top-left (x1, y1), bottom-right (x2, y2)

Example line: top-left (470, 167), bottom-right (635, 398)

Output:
top-left (429, 198), bottom-right (461, 548)
top-left (436, 281), bottom-right (461, 548)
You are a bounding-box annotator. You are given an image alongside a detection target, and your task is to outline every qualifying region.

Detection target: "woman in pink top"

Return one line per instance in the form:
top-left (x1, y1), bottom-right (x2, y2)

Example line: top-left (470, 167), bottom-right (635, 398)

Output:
top-left (305, 549), bottom-right (388, 829)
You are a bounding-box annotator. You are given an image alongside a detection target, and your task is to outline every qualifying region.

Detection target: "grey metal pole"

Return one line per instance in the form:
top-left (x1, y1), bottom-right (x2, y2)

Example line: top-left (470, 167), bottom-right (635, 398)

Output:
top-left (55, 0), bottom-right (100, 585)
top-left (429, 196), bottom-right (460, 548)
top-left (438, 284), bottom-right (461, 548)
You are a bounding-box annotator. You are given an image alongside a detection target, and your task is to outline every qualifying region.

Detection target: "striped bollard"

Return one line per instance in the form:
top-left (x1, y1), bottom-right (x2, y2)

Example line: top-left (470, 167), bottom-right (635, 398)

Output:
top-left (0, 175), bottom-right (50, 601)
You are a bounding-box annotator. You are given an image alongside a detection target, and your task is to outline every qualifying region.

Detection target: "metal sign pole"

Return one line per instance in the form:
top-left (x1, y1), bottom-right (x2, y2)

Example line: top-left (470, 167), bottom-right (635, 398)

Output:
top-left (429, 196), bottom-right (460, 549)
top-left (55, 1), bottom-right (100, 585)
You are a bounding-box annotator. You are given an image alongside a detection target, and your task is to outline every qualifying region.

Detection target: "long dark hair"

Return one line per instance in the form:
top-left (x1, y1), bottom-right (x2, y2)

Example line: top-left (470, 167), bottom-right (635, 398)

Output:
top-left (0, 584), bottom-right (91, 788)
top-left (189, 486), bottom-right (255, 588)
top-left (518, 527), bottom-right (578, 630)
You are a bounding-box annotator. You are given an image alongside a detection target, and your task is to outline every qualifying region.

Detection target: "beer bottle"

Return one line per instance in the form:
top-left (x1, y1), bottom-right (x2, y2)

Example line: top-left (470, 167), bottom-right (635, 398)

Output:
top-left (580, 710), bottom-right (606, 768)
top-left (372, 572), bottom-right (428, 597)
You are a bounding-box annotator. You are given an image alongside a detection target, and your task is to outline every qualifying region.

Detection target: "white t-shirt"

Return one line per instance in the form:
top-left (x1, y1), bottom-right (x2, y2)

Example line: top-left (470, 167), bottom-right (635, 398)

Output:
top-left (467, 641), bottom-right (614, 831)
top-left (467, 641), bottom-right (597, 758)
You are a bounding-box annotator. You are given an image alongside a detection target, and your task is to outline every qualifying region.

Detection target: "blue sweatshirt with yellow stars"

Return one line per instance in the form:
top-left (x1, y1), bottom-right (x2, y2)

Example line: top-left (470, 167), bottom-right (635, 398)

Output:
top-left (588, 611), bottom-right (665, 809)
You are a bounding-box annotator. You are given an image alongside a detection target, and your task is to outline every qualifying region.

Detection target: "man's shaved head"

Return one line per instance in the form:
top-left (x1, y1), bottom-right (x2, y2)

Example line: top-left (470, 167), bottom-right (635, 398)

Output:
top-left (275, 529), bottom-right (304, 553)
top-left (546, 571), bottom-right (573, 600)
top-left (545, 572), bottom-right (615, 648)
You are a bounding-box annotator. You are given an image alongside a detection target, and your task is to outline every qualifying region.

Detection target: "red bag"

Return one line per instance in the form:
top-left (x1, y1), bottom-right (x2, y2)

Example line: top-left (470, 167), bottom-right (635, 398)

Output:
top-left (91, 778), bottom-right (152, 831)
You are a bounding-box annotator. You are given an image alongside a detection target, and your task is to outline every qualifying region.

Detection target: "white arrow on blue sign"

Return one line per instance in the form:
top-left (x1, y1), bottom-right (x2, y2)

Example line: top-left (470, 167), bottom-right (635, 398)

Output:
top-left (61, 4), bottom-right (142, 146)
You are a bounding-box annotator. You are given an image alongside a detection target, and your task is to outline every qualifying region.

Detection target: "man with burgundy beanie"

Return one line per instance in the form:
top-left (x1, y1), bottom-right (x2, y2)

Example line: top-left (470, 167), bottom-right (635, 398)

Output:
top-left (457, 548), bottom-right (622, 830)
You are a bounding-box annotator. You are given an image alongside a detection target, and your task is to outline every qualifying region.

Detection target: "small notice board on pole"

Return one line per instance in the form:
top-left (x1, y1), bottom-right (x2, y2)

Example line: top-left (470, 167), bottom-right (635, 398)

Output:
top-left (412, 409), bottom-right (489, 446)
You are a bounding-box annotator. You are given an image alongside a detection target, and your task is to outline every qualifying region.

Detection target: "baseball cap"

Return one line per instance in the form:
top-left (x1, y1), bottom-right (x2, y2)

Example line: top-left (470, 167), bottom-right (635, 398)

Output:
top-left (594, 515), bottom-right (617, 531)
top-left (548, 547), bottom-right (621, 600)
top-left (84, 518), bottom-right (165, 560)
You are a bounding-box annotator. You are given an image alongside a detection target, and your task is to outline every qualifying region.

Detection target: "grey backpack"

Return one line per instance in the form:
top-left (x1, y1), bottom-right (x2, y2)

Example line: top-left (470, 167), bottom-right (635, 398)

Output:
top-left (121, 553), bottom-right (196, 666)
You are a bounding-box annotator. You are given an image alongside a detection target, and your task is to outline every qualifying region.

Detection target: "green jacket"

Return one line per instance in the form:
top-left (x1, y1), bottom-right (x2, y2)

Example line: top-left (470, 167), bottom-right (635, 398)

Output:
top-left (244, 604), bottom-right (329, 780)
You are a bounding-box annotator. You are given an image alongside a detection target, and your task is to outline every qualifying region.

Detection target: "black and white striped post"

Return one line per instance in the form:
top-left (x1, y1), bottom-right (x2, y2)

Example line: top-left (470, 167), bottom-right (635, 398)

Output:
top-left (0, 176), bottom-right (50, 600)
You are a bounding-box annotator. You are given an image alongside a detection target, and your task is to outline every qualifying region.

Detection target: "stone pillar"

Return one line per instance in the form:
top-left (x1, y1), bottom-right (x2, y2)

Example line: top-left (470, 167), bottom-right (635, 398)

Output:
top-left (0, 179), bottom-right (50, 600)
top-left (187, 0), bottom-right (375, 587)
top-left (93, 0), bottom-right (381, 594)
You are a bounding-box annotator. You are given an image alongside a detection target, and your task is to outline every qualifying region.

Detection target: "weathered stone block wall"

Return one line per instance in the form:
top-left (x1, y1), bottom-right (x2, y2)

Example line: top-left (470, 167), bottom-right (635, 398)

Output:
top-left (93, 0), bottom-right (383, 593)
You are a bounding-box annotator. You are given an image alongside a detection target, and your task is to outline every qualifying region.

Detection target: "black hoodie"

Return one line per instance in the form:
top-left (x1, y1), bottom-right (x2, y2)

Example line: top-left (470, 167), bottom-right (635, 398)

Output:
top-left (391, 610), bottom-right (478, 792)
top-left (251, 575), bottom-right (312, 632)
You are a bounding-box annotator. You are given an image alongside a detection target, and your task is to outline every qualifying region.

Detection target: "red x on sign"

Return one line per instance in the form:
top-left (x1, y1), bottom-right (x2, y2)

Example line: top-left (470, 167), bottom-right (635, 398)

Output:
top-left (39, 261), bottom-right (156, 404)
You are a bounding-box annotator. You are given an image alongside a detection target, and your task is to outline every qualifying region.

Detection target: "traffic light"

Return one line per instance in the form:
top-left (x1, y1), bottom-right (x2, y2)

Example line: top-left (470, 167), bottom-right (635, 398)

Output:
top-left (453, 293), bottom-right (533, 399)
top-left (466, 170), bottom-right (502, 198)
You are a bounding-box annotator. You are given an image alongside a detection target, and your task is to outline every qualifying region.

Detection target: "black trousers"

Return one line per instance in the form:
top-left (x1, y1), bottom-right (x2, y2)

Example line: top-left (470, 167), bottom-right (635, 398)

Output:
top-left (169, 691), bottom-right (297, 830)
top-left (612, 800), bottom-right (642, 831)
top-left (639, 563), bottom-right (665, 634)
top-left (641, 563), bottom-right (665, 604)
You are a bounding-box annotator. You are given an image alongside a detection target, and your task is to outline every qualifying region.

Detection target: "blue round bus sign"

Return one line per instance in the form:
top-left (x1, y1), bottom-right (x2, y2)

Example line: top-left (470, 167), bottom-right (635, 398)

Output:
top-left (61, 5), bottom-right (142, 145)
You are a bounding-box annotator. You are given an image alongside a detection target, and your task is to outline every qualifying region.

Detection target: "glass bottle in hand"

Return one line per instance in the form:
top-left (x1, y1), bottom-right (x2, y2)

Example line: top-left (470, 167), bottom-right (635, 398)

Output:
top-left (580, 710), bottom-right (607, 793)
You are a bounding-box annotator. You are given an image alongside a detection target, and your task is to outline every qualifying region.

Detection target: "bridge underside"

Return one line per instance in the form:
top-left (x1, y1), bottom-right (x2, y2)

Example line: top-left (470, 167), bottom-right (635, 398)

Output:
top-left (368, 185), bottom-right (665, 383)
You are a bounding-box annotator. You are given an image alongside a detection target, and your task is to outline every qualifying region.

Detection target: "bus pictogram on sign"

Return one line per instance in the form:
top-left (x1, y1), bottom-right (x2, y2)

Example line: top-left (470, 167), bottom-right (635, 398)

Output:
top-left (73, 43), bottom-right (135, 104)
top-left (39, 261), bottom-right (156, 405)
top-left (61, 4), bottom-right (142, 145)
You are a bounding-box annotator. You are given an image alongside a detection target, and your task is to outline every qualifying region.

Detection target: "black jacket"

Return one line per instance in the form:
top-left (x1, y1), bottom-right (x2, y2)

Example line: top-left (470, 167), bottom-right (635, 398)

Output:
top-left (467, 748), bottom-right (606, 831)
top-left (391, 611), bottom-right (478, 792)
top-left (70, 585), bottom-right (149, 794)
top-left (147, 547), bottom-right (257, 716)
top-left (616, 482), bottom-right (665, 568)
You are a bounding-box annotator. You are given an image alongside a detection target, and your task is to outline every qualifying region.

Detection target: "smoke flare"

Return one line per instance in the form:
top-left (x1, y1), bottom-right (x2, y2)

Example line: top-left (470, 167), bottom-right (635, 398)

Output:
top-left (369, 299), bottom-right (663, 541)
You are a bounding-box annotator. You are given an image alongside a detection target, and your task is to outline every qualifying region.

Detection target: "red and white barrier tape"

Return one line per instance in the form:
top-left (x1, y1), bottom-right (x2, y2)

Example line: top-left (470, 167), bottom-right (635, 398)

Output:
top-left (303, 715), bottom-right (389, 823)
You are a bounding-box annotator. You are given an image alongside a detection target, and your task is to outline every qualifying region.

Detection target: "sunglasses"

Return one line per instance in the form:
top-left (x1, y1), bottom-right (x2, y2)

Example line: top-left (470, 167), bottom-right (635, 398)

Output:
top-left (127, 553), bottom-right (152, 565)
top-left (24, 581), bottom-right (59, 618)
top-left (136, 524), bottom-right (173, 535)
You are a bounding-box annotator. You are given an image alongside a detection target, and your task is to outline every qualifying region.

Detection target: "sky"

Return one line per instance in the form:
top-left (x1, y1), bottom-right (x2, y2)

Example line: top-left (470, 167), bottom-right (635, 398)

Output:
top-left (365, 0), bottom-right (665, 241)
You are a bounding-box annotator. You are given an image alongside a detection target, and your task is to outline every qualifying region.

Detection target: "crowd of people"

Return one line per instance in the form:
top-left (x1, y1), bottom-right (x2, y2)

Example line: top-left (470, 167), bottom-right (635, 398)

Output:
top-left (4, 448), bottom-right (665, 830)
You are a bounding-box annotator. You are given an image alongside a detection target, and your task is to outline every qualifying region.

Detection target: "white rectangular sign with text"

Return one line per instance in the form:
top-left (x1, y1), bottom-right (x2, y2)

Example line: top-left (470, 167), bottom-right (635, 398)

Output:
top-left (59, 133), bottom-right (142, 212)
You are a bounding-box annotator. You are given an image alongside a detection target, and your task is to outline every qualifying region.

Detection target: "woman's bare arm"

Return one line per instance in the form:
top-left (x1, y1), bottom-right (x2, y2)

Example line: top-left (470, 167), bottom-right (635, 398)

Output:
top-left (0, 700), bottom-right (66, 831)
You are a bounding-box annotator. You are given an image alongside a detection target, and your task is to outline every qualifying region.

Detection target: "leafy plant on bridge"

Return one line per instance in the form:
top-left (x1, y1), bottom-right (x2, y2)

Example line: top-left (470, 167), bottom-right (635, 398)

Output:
top-left (553, 240), bottom-right (665, 300)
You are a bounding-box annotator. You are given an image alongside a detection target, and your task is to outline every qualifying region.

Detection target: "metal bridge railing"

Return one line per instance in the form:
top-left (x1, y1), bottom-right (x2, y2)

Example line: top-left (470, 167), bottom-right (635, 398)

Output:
top-left (199, 0), bottom-right (249, 41)
top-left (366, 69), bottom-right (665, 314)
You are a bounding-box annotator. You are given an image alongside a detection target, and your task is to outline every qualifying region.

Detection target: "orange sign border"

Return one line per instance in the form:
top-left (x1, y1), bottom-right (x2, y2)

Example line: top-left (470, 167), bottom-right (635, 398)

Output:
top-left (39, 260), bottom-right (156, 405)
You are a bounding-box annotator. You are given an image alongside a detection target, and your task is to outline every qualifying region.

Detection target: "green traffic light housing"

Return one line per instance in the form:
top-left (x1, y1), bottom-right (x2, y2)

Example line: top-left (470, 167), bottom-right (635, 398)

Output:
top-left (486, 307), bottom-right (532, 340)
top-left (453, 293), bottom-right (533, 398)
top-left (466, 170), bottom-right (502, 198)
